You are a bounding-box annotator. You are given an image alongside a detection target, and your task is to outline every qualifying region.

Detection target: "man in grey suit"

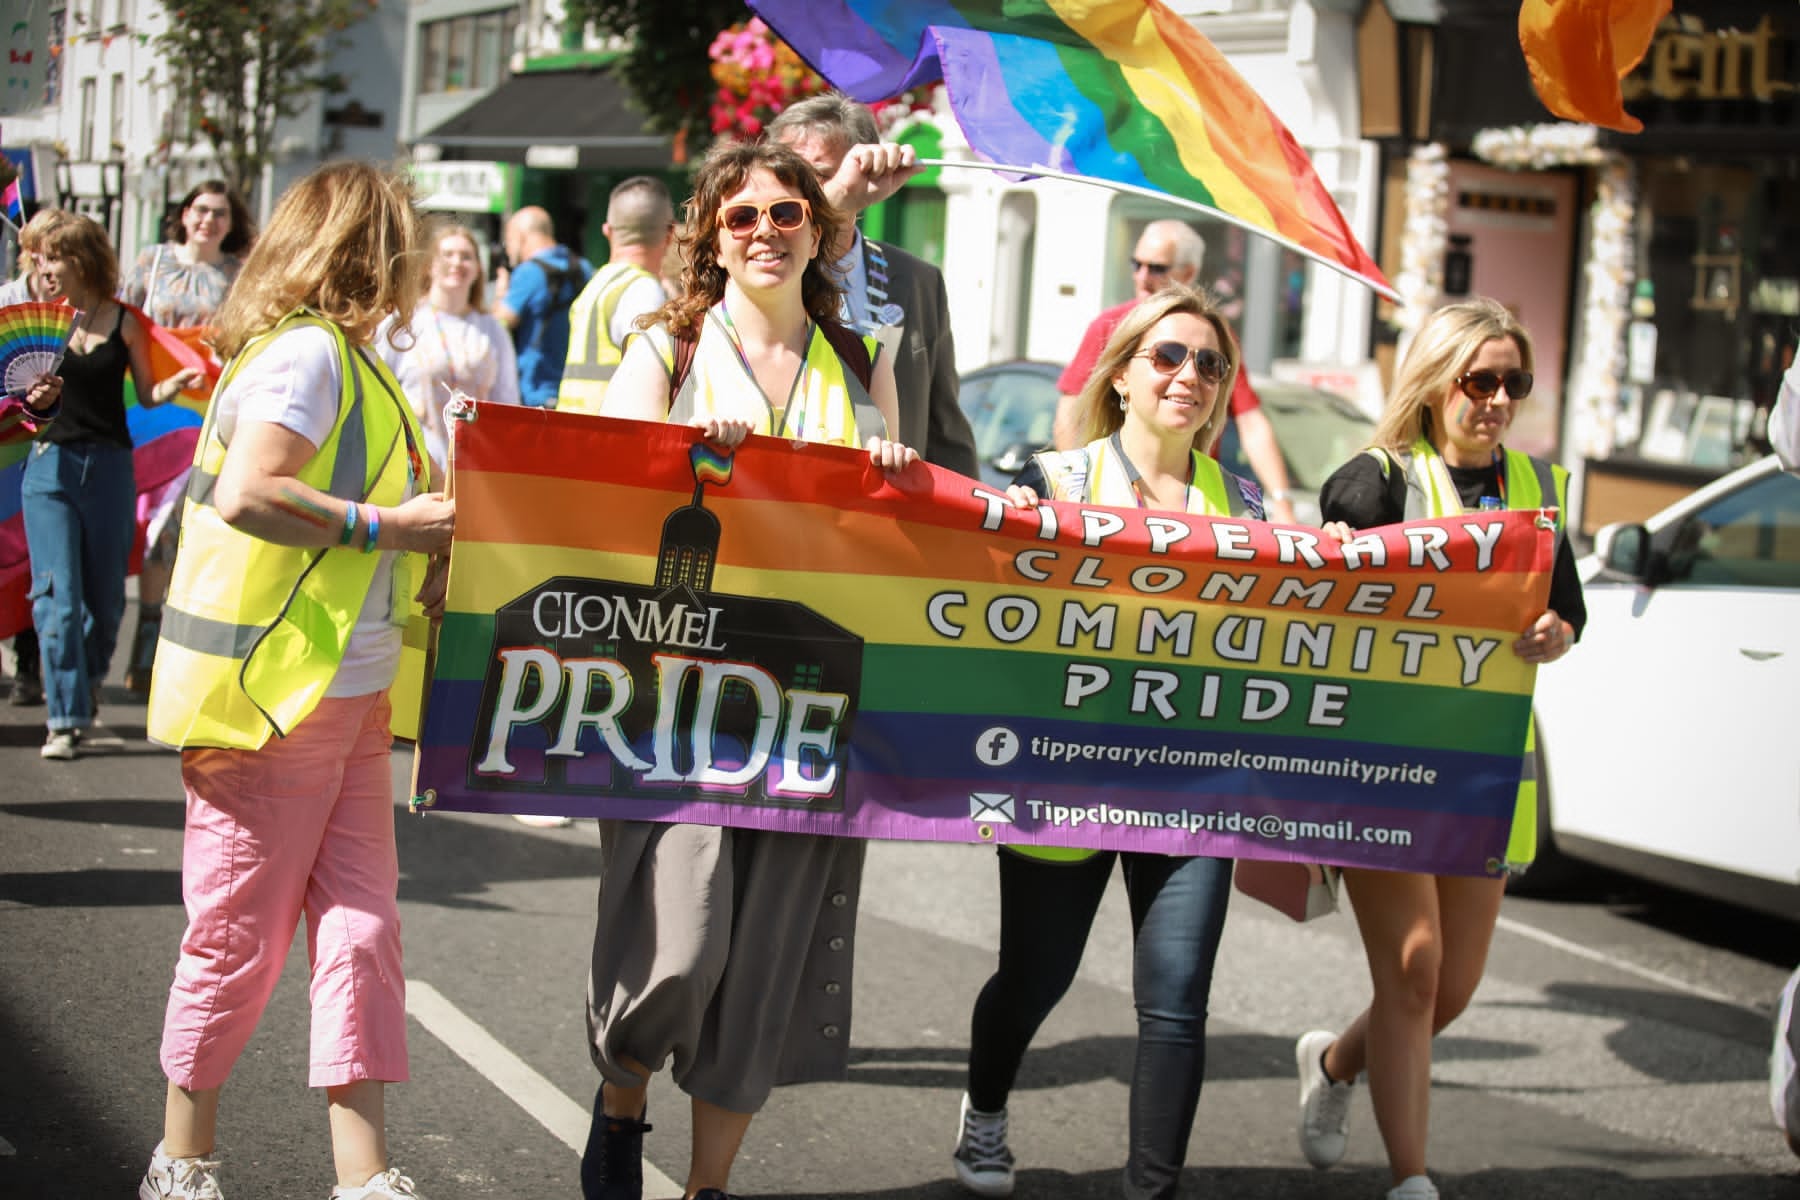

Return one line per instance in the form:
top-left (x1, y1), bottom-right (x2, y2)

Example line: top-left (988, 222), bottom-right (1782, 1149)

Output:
top-left (770, 95), bottom-right (980, 478)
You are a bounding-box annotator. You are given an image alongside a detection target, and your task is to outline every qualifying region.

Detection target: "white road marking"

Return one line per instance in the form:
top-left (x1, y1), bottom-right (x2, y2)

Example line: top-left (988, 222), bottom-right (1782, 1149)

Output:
top-left (407, 981), bottom-right (682, 1198)
top-left (1495, 915), bottom-right (1744, 1007)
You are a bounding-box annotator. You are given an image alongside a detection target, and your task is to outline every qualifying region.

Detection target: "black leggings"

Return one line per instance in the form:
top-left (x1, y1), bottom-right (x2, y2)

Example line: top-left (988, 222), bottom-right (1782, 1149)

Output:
top-left (966, 848), bottom-right (1233, 1199)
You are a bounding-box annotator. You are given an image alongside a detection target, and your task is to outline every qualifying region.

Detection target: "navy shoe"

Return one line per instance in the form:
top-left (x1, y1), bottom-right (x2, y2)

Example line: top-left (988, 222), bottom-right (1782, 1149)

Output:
top-left (580, 1088), bottom-right (651, 1200)
top-left (692, 1191), bottom-right (741, 1200)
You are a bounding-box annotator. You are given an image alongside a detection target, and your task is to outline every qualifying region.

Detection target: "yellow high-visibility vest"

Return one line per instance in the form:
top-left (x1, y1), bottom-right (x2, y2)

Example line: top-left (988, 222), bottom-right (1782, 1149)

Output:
top-left (1373, 436), bottom-right (1568, 868)
top-left (559, 262), bottom-right (658, 415)
top-left (645, 309), bottom-right (883, 446)
top-left (148, 311), bottom-right (428, 750)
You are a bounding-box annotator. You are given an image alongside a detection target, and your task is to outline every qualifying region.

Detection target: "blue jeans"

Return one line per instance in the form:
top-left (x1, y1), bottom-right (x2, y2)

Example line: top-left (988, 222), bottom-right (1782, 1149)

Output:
top-left (21, 441), bottom-right (136, 730)
top-left (967, 849), bottom-right (1233, 1200)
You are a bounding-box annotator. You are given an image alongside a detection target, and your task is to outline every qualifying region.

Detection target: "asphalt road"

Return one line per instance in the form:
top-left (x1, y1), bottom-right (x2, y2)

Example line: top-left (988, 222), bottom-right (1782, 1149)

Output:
top-left (2, 635), bottom-right (1796, 1199)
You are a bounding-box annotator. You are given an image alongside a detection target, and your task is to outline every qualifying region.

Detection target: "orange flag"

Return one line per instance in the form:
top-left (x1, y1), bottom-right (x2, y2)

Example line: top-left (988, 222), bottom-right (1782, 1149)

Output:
top-left (1518, 0), bottom-right (1671, 132)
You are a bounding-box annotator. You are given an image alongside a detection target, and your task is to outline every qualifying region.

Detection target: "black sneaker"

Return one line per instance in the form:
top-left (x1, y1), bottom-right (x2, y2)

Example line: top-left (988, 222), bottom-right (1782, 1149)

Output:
top-left (8, 675), bottom-right (42, 706)
top-left (580, 1091), bottom-right (651, 1200)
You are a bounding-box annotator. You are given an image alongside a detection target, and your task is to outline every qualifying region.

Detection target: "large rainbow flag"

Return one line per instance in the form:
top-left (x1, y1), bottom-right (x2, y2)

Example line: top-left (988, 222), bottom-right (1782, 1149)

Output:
top-left (414, 406), bottom-right (1554, 877)
top-left (745, 0), bottom-right (1390, 297)
top-left (0, 307), bottom-right (219, 640)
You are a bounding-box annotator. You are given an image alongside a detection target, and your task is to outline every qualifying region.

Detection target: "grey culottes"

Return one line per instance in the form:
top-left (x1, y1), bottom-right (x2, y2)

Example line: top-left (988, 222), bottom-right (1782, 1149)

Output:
top-left (586, 820), bottom-right (864, 1114)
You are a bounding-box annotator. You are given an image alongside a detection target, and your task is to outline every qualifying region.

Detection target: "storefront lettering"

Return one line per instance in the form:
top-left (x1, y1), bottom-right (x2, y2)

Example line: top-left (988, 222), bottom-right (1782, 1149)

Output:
top-left (1622, 15), bottom-right (1796, 103)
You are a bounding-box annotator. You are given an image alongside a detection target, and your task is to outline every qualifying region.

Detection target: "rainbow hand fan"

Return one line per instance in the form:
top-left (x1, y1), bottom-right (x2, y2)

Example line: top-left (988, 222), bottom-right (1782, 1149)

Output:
top-left (0, 301), bottom-right (81, 401)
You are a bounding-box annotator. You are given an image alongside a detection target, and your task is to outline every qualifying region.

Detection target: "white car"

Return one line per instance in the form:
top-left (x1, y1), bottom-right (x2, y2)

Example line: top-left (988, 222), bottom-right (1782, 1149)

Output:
top-left (1526, 454), bottom-right (1800, 919)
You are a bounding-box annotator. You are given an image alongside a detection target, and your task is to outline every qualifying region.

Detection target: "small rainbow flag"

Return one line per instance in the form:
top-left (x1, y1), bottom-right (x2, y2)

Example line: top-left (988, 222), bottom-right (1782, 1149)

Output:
top-left (690, 441), bottom-right (734, 487)
top-left (747, 0), bottom-right (1390, 297)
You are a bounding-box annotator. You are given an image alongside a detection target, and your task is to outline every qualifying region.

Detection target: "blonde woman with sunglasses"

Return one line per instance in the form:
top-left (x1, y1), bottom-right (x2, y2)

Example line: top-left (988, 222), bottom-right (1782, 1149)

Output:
top-left (951, 285), bottom-right (1263, 1200)
top-left (585, 138), bottom-right (916, 1200)
top-left (1292, 298), bottom-right (1586, 1200)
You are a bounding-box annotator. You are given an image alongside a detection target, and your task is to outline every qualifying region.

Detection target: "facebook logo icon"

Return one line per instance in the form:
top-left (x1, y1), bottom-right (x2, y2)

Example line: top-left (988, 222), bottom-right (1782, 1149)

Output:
top-left (974, 726), bottom-right (1021, 767)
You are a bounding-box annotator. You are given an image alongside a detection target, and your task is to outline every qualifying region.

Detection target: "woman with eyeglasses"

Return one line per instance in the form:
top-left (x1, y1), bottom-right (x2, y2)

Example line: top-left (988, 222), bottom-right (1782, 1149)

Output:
top-left (583, 138), bottom-right (916, 1200)
top-left (117, 179), bottom-right (255, 698)
top-left (1291, 298), bottom-right (1585, 1200)
top-left (950, 285), bottom-right (1262, 1200)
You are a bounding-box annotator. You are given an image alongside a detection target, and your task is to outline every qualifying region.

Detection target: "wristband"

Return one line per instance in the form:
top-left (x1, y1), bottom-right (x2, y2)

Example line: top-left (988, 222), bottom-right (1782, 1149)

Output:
top-left (362, 505), bottom-right (380, 554)
top-left (340, 501), bottom-right (359, 546)
top-left (1266, 488), bottom-right (1292, 502)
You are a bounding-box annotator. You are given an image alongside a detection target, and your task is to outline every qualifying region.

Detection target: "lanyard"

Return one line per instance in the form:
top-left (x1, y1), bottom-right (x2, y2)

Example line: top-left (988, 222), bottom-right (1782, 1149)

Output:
top-left (1107, 431), bottom-right (1194, 512)
top-left (714, 303), bottom-right (810, 438)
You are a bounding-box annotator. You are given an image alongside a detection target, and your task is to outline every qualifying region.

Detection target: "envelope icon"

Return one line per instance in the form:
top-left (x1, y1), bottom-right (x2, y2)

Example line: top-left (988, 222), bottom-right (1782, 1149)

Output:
top-left (970, 793), bottom-right (1015, 824)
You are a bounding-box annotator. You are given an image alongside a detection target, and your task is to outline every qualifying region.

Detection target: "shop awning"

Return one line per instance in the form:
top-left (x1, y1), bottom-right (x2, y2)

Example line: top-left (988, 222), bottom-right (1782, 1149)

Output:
top-left (416, 68), bottom-right (673, 170)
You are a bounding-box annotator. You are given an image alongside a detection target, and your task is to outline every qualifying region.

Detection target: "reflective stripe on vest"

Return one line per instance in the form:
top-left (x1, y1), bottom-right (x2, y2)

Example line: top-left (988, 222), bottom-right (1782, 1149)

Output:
top-left (653, 310), bottom-right (881, 446)
top-left (147, 312), bottom-right (427, 751)
top-left (1012, 438), bottom-right (1258, 864)
top-left (1370, 437), bottom-right (1567, 869)
top-left (559, 262), bottom-right (655, 415)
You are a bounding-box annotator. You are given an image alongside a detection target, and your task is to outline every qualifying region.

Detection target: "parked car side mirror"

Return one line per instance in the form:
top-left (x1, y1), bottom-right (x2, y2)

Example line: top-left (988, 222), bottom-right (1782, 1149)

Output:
top-left (1596, 522), bottom-right (1650, 580)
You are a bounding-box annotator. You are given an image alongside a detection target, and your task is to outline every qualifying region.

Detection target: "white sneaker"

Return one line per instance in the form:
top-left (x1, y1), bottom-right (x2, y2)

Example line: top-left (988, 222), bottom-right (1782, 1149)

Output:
top-left (330, 1168), bottom-right (424, 1199)
top-left (1387, 1175), bottom-right (1438, 1199)
top-left (40, 728), bottom-right (77, 760)
top-left (951, 1092), bottom-right (1015, 1197)
top-left (139, 1143), bottom-right (224, 1199)
top-left (1296, 1029), bottom-right (1353, 1168)
top-left (513, 813), bottom-right (573, 828)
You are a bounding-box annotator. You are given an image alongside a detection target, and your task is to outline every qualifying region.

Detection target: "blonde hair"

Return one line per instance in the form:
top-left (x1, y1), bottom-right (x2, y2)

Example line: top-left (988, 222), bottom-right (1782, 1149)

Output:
top-left (212, 161), bottom-right (423, 359)
top-left (1074, 284), bottom-right (1239, 454)
top-left (1372, 297), bottom-right (1535, 455)
top-left (425, 219), bottom-right (486, 311)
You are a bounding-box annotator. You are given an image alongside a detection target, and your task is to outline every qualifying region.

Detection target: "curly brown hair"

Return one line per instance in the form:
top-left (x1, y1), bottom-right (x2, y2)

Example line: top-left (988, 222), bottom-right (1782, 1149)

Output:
top-left (643, 139), bottom-right (848, 338)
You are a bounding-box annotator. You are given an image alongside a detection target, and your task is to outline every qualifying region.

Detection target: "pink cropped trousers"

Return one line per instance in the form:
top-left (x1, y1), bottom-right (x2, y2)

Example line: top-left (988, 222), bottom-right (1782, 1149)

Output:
top-left (159, 692), bottom-right (410, 1091)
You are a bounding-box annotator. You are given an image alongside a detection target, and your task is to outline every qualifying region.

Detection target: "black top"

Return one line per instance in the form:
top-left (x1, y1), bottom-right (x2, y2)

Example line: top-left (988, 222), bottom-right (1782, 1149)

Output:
top-left (43, 308), bottom-right (132, 451)
top-left (1318, 451), bottom-right (1588, 639)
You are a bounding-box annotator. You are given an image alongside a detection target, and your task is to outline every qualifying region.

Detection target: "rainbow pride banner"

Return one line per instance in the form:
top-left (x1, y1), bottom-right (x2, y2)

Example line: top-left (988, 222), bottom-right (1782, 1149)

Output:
top-left (415, 405), bottom-right (1554, 877)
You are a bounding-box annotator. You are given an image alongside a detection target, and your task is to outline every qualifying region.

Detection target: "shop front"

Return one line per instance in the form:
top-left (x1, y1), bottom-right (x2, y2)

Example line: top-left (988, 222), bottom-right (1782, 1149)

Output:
top-left (1400, 0), bottom-right (1798, 532)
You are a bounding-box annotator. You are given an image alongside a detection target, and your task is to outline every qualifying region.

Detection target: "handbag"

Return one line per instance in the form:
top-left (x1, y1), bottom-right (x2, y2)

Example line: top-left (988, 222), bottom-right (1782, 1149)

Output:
top-left (1233, 858), bottom-right (1341, 922)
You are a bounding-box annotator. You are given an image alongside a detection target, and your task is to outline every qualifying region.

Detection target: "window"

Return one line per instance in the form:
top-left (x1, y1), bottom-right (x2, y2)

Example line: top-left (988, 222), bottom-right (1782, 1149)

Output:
top-left (1659, 469), bottom-right (1800, 589)
top-left (78, 77), bottom-right (96, 161)
top-left (421, 20), bottom-right (449, 94)
top-left (419, 8), bottom-right (517, 95)
top-left (109, 72), bottom-right (125, 156)
top-left (446, 17), bottom-right (471, 90)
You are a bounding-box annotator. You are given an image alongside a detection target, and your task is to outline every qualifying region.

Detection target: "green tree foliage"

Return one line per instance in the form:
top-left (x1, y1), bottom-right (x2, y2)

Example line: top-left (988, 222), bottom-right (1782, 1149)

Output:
top-left (157, 0), bottom-right (367, 201)
top-left (561, 0), bottom-right (749, 155)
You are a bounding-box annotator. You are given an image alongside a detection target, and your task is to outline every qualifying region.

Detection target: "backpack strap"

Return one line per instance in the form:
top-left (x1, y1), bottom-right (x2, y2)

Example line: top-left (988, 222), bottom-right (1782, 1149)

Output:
top-left (669, 328), bottom-right (699, 399)
top-left (818, 318), bottom-right (874, 390)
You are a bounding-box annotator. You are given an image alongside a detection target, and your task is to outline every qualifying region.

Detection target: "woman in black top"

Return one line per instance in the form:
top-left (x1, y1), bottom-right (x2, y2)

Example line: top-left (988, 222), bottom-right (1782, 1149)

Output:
top-left (1291, 298), bottom-right (1585, 1200)
top-left (23, 213), bottom-right (188, 759)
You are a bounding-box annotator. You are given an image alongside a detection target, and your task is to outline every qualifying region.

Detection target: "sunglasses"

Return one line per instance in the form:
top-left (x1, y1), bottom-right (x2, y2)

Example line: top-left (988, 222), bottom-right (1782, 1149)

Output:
top-left (1455, 368), bottom-right (1533, 401)
top-left (718, 198), bottom-right (812, 237)
top-left (1131, 258), bottom-right (1173, 276)
top-left (1135, 341), bottom-right (1231, 383)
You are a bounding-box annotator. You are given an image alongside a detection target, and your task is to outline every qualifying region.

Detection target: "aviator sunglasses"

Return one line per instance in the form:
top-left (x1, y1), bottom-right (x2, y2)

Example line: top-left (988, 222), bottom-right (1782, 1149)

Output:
top-left (1135, 340), bottom-right (1231, 384)
top-left (1455, 368), bottom-right (1533, 401)
top-left (718, 197), bottom-right (812, 237)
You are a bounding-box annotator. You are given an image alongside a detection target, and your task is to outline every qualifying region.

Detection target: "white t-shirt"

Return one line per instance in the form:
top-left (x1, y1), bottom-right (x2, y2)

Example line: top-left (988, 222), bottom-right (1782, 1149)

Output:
top-left (609, 274), bottom-right (667, 347)
top-left (215, 323), bottom-right (417, 698)
top-left (375, 304), bottom-right (519, 473)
